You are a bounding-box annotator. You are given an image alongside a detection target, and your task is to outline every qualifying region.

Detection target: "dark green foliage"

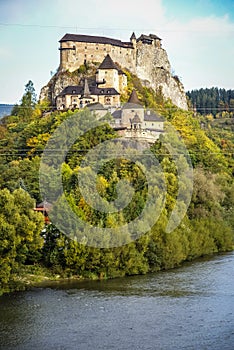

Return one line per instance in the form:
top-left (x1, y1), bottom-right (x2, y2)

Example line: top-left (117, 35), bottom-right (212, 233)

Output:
top-left (0, 189), bottom-right (44, 295)
top-left (187, 87), bottom-right (234, 116)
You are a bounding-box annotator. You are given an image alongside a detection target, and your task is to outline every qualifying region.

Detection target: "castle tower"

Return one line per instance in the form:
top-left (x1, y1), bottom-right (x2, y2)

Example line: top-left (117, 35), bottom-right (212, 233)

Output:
top-left (130, 32), bottom-right (136, 48)
top-left (122, 90), bottom-right (144, 126)
top-left (149, 34), bottom-right (162, 48)
top-left (128, 89), bottom-right (141, 105)
top-left (130, 32), bottom-right (137, 68)
top-left (82, 78), bottom-right (91, 98)
top-left (96, 54), bottom-right (120, 92)
top-left (79, 79), bottom-right (93, 107)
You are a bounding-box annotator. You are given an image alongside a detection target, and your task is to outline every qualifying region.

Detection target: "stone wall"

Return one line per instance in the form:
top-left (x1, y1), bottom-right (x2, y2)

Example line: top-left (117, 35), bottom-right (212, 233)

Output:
top-left (60, 41), bottom-right (136, 73)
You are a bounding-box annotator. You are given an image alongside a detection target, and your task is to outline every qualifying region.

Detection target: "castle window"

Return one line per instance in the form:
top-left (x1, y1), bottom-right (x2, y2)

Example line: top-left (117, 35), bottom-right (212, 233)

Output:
top-left (104, 48), bottom-right (106, 51)
top-left (96, 47), bottom-right (98, 50)
top-left (105, 96), bottom-right (111, 105)
top-left (85, 46), bottom-right (87, 49)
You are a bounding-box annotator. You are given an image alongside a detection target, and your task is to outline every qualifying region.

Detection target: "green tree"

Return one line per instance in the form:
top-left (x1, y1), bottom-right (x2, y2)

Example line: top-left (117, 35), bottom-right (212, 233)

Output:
top-left (11, 80), bottom-right (37, 121)
top-left (0, 188), bottom-right (44, 295)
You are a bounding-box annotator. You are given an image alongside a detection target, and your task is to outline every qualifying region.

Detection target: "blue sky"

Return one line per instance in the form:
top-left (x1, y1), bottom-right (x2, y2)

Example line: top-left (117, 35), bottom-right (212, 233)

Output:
top-left (0, 0), bottom-right (234, 104)
top-left (163, 0), bottom-right (234, 21)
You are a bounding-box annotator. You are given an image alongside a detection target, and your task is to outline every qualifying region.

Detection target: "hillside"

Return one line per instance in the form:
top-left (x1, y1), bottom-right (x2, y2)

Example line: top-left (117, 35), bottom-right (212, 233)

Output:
top-left (0, 78), bottom-right (233, 295)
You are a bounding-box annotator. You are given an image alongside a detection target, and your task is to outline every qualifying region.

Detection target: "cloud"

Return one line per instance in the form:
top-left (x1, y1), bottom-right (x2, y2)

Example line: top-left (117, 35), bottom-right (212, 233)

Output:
top-left (159, 14), bottom-right (234, 89)
top-left (52, 0), bottom-right (166, 38)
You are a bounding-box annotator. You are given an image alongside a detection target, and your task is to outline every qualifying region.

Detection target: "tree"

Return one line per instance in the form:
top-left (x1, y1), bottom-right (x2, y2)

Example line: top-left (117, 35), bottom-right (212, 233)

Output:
top-left (0, 188), bottom-right (44, 295)
top-left (11, 80), bottom-right (37, 121)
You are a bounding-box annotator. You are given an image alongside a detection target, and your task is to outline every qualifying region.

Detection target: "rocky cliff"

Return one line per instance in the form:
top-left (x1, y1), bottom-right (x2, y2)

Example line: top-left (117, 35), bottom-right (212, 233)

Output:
top-left (135, 43), bottom-right (188, 109)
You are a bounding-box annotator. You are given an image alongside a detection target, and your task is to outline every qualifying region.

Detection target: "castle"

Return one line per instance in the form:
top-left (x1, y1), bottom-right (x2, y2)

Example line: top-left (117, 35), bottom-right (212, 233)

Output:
top-left (56, 32), bottom-right (188, 110)
top-left (41, 31), bottom-right (190, 144)
top-left (40, 31), bottom-right (188, 112)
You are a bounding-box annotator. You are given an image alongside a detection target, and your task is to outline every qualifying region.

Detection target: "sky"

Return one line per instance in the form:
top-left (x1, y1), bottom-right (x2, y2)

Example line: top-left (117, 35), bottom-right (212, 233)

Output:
top-left (0, 0), bottom-right (234, 104)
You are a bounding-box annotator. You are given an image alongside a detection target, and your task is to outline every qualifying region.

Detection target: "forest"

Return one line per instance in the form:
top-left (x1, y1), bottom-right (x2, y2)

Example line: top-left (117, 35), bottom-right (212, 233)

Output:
top-left (0, 78), bottom-right (233, 295)
top-left (187, 87), bottom-right (234, 116)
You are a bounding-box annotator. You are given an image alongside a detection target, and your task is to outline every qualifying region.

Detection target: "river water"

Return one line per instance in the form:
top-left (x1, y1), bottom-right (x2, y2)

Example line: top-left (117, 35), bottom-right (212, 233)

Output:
top-left (0, 252), bottom-right (233, 350)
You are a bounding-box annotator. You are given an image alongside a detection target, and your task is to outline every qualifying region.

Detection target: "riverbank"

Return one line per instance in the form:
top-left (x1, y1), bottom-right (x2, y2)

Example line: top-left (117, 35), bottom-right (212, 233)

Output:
top-left (1, 264), bottom-right (105, 296)
top-left (3, 248), bottom-right (233, 296)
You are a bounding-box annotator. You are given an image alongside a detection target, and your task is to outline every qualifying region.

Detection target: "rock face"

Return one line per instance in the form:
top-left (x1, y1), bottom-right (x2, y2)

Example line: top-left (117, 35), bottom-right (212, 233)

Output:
top-left (135, 41), bottom-right (187, 109)
top-left (40, 33), bottom-right (188, 110)
top-left (40, 71), bottom-right (79, 104)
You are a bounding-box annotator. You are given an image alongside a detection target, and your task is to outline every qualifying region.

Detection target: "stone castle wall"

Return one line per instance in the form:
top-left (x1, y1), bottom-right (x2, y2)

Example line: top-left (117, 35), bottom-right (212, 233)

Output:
top-left (60, 41), bottom-right (136, 73)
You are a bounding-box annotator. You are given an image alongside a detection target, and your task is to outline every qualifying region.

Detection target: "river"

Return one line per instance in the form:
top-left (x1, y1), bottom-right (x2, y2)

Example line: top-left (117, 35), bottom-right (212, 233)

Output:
top-left (0, 252), bottom-right (233, 350)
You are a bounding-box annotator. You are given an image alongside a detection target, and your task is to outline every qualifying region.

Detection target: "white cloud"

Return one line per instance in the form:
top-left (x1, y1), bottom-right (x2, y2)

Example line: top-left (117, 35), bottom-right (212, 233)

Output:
top-left (159, 14), bottom-right (234, 89)
top-left (53, 0), bottom-right (166, 38)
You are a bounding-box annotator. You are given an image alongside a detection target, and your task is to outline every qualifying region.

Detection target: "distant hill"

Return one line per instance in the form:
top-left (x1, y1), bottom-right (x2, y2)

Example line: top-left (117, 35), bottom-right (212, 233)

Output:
top-left (0, 104), bottom-right (14, 118)
top-left (186, 88), bottom-right (234, 116)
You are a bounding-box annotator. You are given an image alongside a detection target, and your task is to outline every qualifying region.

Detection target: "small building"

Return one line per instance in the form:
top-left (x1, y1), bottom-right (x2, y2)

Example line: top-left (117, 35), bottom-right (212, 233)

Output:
top-left (110, 90), bottom-right (164, 143)
top-left (34, 200), bottom-right (52, 224)
top-left (56, 80), bottom-right (120, 110)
